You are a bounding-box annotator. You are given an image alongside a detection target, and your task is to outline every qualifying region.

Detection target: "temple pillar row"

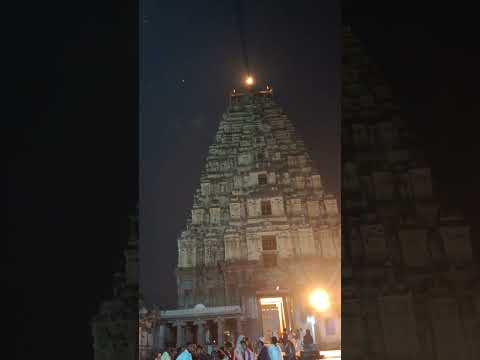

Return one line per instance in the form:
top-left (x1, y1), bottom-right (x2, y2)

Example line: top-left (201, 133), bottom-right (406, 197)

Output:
top-left (156, 315), bottom-right (242, 348)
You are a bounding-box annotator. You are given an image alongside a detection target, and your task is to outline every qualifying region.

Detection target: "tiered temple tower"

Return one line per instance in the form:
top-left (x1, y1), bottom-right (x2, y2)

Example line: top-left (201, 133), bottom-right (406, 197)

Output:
top-left (175, 85), bottom-right (341, 345)
top-left (342, 26), bottom-right (480, 360)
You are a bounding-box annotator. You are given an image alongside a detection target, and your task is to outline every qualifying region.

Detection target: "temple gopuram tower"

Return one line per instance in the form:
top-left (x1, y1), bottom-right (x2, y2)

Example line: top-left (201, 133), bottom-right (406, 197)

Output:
top-left (169, 83), bottom-right (340, 348)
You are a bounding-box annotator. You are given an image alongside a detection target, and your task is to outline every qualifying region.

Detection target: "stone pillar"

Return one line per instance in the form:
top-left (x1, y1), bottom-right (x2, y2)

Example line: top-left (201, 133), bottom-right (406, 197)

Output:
top-left (186, 323), bottom-right (194, 344)
top-left (158, 323), bottom-right (167, 350)
top-left (195, 320), bottom-right (206, 346)
top-left (152, 325), bottom-right (159, 352)
top-left (215, 317), bottom-right (225, 346)
top-left (235, 316), bottom-right (245, 340)
top-left (241, 317), bottom-right (248, 338)
top-left (175, 321), bottom-right (185, 348)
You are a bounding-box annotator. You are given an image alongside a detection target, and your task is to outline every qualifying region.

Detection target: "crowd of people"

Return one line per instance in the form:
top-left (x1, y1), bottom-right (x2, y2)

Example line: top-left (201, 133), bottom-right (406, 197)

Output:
top-left (154, 328), bottom-right (315, 360)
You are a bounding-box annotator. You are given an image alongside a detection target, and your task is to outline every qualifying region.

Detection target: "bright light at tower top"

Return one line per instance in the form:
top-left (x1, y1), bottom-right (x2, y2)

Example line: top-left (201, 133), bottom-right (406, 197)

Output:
top-left (245, 75), bottom-right (254, 86)
top-left (309, 289), bottom-right (331, 312)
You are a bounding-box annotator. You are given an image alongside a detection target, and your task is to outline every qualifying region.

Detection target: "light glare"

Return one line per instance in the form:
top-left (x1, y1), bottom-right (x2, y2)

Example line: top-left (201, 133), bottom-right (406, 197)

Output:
top-left (309, 289), bottom-right (330, 312)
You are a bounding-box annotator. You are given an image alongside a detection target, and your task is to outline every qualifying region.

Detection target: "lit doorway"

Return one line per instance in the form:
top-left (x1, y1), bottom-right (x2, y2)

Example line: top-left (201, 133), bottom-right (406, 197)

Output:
top-left (260, 297), bottom-right (286, 341)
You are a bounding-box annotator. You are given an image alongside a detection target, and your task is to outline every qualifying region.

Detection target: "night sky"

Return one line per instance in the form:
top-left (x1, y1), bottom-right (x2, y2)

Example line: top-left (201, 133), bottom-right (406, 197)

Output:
top-left (7, 0), bottom-right (137, 358)
top-left (140, 0), bottom-right (341, 308)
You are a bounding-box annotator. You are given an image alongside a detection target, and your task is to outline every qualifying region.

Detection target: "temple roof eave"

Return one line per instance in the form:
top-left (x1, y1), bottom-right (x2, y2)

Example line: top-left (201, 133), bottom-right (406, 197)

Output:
top-left (159, 305), bottom-right (242, 321)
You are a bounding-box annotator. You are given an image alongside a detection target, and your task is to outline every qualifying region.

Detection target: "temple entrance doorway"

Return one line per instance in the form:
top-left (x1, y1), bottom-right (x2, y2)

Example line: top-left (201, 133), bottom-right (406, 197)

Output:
top-left (259, 297), bottom-right (286, 341)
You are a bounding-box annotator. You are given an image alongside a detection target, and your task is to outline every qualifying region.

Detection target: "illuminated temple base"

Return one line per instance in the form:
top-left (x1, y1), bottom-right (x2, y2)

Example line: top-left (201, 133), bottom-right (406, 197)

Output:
top-left (139, 298), bottom-right (340, 358)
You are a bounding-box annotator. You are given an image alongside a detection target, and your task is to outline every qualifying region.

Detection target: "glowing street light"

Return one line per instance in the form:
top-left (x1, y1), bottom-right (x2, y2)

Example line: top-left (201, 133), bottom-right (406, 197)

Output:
top-left (309, 289), bottom-right (331, 312)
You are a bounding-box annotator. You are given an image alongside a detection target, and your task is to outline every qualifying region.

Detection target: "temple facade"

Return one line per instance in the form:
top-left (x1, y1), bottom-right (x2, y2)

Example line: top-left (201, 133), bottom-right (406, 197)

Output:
top-left (341, 26), bottom-right (480, 360)
top-left (150, 85), bottom-right (341, 352)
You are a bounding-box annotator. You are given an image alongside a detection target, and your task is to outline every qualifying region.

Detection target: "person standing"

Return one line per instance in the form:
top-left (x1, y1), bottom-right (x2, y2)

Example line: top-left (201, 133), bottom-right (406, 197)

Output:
top-left (241, 339), bottom-right (254, 360)
top-left (285, 341), bottom-right (296, 360)
top-left (267, 337), bottom-right (282, 360)
top-left (217, 349), bottom-right (227, 360)
top-left (175, 347), bottom-right (183, 360)
top-left (256, 337), bottom-right (269, 360)
top-left (161, 348), bottom-right (175, 360)
top-left (298, 329), bottom-right (305, 351)
top-left (303, 330), bottom-right (313, 347)
top-left (196, 345), bottom-right (209, 360)
top-left (234, 335), bottom-right (246, 360)
top-left (244, 337), bottom-right (255, 359)
top-left (225, 342), bottom-right (234, 360)
top-left (177, 343), bottom-right (195, 360)
top-left (213, 349), bottom-right (227, 360)
top-left (281, 329), bottom-right (288, 347)
top-left (288, 332), bottom-right (296, 352)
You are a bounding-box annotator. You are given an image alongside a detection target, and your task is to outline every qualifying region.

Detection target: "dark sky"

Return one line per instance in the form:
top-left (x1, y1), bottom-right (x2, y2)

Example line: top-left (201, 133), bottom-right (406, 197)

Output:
top-left (140, 0), bottom-right (341, 308)
top-left (7, 0), bottom-right (137, 358)
top-left (344, 2), bottom-right (480, 260)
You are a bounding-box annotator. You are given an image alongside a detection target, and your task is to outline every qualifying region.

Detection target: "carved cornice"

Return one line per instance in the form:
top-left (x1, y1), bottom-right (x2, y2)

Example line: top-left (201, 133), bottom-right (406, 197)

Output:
top-left (160, 305), bottom-right (242, 321)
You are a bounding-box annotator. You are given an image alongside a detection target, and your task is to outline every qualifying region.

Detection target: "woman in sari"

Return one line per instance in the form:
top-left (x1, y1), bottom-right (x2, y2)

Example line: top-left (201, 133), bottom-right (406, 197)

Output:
top-left (234, 335), bottom-right (246, 360)
top-left (243, 337), bottom-right (255, 360)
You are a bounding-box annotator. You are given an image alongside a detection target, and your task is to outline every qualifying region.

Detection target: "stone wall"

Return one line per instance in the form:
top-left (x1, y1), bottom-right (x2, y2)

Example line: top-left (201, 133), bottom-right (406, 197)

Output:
top-left (341, 26), bottom-right (480, 360)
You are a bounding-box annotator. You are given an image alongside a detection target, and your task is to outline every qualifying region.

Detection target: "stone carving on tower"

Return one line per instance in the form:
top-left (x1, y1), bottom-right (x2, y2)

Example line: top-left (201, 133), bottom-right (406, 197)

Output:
top-left (342, 26), bottom-right (480, 360)
top-left (175, 83), bottom-right (340, 344)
